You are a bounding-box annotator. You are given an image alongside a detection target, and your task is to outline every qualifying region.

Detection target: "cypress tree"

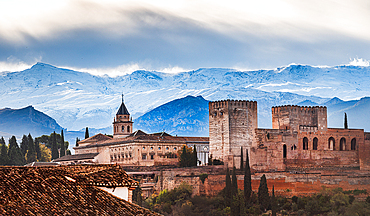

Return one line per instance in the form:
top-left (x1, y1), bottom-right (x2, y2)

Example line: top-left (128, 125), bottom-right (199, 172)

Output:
top-left (20, 135), bottom-right (28, 157)
top-left (26, 134), bottom-right (37, 163)
top-left (85, 127), bottom-right (89, 139)
top-left (51, 131), bottom-right (59, 160)
top-left (225, 167), bottom-right (232, 206)
top-left (271, 185), bottom-right (277, 216)
top-left (244, 149), bottom-right (252, 207)
top-left (258, 174), bottom-right (270, 212)
top-left (8, 136), bottom-right (25, 165)
top-left (60, 130), bottom-right (65, 157)
top-left (344, 112), bottom-right (348, 129)
top-left (34, 138), bottom-right (41, 160)
top-left (76, 137), bottom-right (80, 147)
top-left (240, 146), bottom-right (244, 171)
top-left (0, 137), bottom-right (9, 165)
top-left (192, 144), bottom-right (198, 166)
top-left (232, 166), bottom-right (238, 198)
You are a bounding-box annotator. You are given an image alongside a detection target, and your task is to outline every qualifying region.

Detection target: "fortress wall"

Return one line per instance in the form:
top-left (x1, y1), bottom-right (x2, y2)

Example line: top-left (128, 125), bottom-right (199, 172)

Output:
top-left (154, 166), bottom-right (370, 197)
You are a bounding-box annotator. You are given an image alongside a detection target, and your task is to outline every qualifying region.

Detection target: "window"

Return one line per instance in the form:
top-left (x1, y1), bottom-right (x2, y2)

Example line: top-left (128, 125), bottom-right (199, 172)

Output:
top-left (158, 147), bottom-right (161, 150)
top-left (151, 155), bottom-right (154, 160)
top-left (121, 126), bottom-right (124, 132)
top-left (313, 137), bottom-right (318, 150)
top-left (283, 144), bottom-right (287, 158)
top-left (340, 138), bottom-right (346, 151)
top-left (351, 138), bottom-right (356, 150)
top-left (127, 126), bottom-right (130, 132)
top-left (328, 137), bottom-right (335, 150)
top-left (174, 147), bottom-right (177, 150)
top-left (142, 154), bottom-right (147, 160)
top-left (166, 147), bottom-right (169, 150)
top-left (303, 137), bottom-right (308, 150)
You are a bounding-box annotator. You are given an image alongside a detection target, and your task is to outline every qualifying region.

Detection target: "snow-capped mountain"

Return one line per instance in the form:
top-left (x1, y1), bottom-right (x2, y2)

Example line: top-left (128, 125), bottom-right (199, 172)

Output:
top-left (1, 62), bottom-right (370, 133)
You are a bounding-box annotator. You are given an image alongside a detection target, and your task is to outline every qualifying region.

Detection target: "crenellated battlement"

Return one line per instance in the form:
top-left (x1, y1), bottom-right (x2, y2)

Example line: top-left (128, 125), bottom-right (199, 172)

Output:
top-left (210, 99), bottom-right (257, 109)
top-left (271, 105), bottom-right (327, 114)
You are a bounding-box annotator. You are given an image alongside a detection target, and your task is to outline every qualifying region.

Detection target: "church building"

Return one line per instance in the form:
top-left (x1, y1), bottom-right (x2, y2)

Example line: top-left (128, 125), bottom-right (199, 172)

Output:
top-left (65, 99), bottom-right (209, 166)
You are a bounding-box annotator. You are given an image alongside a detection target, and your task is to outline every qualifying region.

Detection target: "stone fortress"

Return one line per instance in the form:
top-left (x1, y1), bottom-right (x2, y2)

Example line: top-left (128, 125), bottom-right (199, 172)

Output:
top-left (209, 99), bottom-right (370, 171)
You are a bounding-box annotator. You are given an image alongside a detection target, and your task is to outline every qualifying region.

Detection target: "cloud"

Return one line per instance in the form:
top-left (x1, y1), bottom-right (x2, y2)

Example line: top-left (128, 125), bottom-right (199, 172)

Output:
top-left (348, 58), bottom-right (370, 67)
top-left (0, 56), bottom-right (42, 72)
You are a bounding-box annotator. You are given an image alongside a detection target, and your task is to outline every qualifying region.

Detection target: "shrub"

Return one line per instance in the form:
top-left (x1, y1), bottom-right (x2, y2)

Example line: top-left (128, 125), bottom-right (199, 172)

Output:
top-left (199, 173), bottom-right (208, 184)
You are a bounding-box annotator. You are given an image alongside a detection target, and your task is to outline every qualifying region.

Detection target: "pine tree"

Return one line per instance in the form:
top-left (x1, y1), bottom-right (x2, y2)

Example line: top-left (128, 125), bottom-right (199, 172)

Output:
top-left (258, 174), bottom-right (270, 212)
top-left (60, 130), bottom-right (65, 157)
top-left (192, 144), bottom-right (198, 166)
top-left (20, 135), bottom-right (29, 157)
top-left (344, 112), bottom-right (348, 129)
top-left (26, 134), bottom-right (37, 163)
top-left (85, 127), bottom-right (89, 139)
top-left (51, 131), bottom-right (59, 160)
top-left (271, 185), bottom-right (277, 216)
top-left (240, 146), bottom-right (244, 171)
top-left (244, 149), bottom-right (252, 207)
top-left (0, 137), bottom-right (9, 165)
top-left (225, 167), bottom-right (232, 206)
top-left (232, 166), bottom-right (238, 198)
top-left (8, 136), bottom-right (25, 165)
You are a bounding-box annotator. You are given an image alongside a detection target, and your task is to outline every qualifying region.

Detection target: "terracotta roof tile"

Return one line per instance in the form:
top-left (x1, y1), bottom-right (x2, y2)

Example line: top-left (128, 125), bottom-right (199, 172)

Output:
top-left (79, 133), bottom-right (113, 144)
top-left (0, 165), bottom-right (159, 215)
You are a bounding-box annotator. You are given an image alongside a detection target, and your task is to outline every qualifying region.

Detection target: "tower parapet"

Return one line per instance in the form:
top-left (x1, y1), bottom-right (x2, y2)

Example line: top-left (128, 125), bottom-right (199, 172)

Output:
top-left (271, 105), bottom-right (327, 132)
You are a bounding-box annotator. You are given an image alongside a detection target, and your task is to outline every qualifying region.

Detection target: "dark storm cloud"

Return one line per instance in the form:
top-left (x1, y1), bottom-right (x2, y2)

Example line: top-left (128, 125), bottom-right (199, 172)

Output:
top-left (1, 1), bottom-right (370, 73)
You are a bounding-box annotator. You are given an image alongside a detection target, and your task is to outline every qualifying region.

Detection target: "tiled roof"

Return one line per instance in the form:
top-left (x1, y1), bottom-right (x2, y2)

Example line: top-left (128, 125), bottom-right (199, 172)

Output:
top-left (79, 133), bottom-right (112, 144)
top-left (75, 130), bottom-right (209, 149)
top-left (24, 162), bottom-right (59, 166)
top-left (0, 165), bottom-right (159, 215)
top-left (53, 153), bottom-right (99, 162)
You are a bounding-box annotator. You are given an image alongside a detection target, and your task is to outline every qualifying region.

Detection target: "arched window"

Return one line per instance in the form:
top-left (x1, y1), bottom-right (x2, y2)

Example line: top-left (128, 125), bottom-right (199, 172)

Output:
top-left (127, 125), bottom-right (130, 133)
top-left (351, 138), bottom-right (356, 150)
top-left (313, 137), bottom-right (318, 150)
top-left (303, 137), bottom-right (308, 150)
top-left (340, 138), bottom-right (346, 151)
top-left (328, 137), bottom-right (335, 150)
top-left (121, 126), bottom-right (124, 132)
top-left (283, 144), bottom-right (287, 158)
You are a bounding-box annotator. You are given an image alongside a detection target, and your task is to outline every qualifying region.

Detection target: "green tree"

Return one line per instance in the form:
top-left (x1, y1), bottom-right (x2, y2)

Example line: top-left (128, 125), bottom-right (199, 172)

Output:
top-left (85, 127), bottom-right (89, 139)
top-left (244, 149), bottom-right (252, 207)
top-left (258, 174), bottom-right (270, 212)
top-left (34, 139), bottom-right (41, 160)
top-left (26, 134), bottom-right (37, 163)
top-left (232, 166), bottom-right (238, 198)
top-left (271, 186), bottom-right (277, 216)
top-left (225, 167), bottom-right (232, 206)
top-left (192, 144), bottom-right (198, 166)
top-left (20, 135), bottom-right (28, 157)
top-left (240, 146), bottom-right (244, 171)
top-left (8, 136), bottom-right (25, 165)
top-left (51, 131), bottom-right (59, 160)
top-left (0, 137), bottom-right (9, 165)
top-left (133, 186), bottom-right (143, 206)
top-left (344, 112), bottom-right (348, 129)
top-left (60, 130), bottom-right (65, 157)
top-left (179, 145), bottom-right (194, 167)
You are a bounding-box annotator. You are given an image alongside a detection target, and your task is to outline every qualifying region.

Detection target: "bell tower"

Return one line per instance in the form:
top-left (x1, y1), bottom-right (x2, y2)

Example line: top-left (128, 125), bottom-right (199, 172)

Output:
top-left (113, 94), bottom-right (133, 138)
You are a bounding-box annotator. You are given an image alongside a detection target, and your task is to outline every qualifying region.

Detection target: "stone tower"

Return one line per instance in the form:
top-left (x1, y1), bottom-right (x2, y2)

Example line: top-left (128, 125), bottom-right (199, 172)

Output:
top-left (209, 100), bottom-right (258, 168)
top-left (113, 96), bottom-right (133, 138)
top-left (271, 105), bottom-right (327, 133)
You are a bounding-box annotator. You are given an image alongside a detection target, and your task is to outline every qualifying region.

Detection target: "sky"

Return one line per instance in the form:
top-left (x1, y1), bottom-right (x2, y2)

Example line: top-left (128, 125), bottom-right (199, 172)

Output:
top-left (1, 0), bottom-right (370, 76)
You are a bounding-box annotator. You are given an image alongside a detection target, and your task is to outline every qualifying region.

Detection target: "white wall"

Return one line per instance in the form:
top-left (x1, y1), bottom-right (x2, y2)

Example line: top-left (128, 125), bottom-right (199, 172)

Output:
top-left (98, 186), bottom-right (129, 201)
